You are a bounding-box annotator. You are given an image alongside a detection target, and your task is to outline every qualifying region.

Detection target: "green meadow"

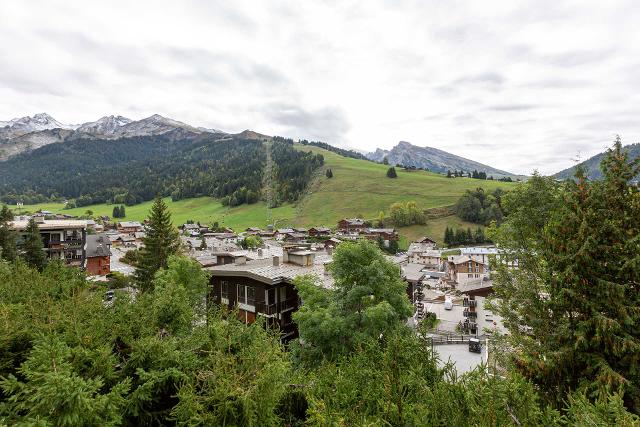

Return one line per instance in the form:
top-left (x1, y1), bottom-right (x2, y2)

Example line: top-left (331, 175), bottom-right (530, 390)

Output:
top-left (8, 143), bottom-right (517, 244)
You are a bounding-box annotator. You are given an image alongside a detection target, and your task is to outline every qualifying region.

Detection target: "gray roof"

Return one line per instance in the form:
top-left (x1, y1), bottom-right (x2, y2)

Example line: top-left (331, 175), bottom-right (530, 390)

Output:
top-left (208, 253), bottom-right (334, 289)
top-left (86, 234), bottom-right (111, 258)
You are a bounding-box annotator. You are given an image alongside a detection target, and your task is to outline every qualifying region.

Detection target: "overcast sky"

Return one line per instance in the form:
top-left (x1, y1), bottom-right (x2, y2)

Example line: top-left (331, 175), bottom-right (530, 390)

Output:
top-left (1, 1), bottom-right (639, 174)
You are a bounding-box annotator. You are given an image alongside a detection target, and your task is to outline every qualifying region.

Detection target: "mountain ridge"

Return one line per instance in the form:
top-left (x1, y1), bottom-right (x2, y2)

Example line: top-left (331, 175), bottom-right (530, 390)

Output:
top-left (366, 140), bottom-right (517, 178)
top-left (0, 113), bottom-right (228, 160)
top-left (554, 142), bottom-right (640, 180)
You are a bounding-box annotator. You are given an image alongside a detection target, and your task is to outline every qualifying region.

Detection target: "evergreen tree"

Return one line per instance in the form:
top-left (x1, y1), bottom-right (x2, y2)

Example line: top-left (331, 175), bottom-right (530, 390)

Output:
top-left (21, 218), bottom-right (46, 270)
top-left (466, 227), bottom-right (473, 244)
top-left (386, 167), bottom-right (397, 178)
top-left (447, 170), bottom-right (452, 178)
top-left (491, 138), bottom-right (640, 412)
top-left (135, 198), bottom-right (180, 291)
top-left (0, 205), bottom-right (18, 261)
top-left (326, 168), bottom-right (333, 178)
top-left (112, 206), bottom-right (120, 218)
top-left (454, 228), bottom-right (466, 246)
top-left (120, 205), bottom-right (126, 217)
top-left (474, 227), bottom-right (485, 244)
top-left (382, 156), bottom-right (389, 165)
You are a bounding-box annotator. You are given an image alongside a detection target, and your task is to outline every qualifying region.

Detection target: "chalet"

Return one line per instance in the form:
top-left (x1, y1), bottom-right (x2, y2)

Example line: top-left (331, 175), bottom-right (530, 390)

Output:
top-left (416, 236), bottom-right (437, 248)
top-left (208, 246), bottom-right (334, 340)
top-left (113, 234), bottom-right (136, 247)
top-left (245, 227), bottom-right (262, 235)
top-left (258, 230), bottom-right (277, 238)
top-left (446, 255), bottom-right (490, 286)
top-left (117, 221), bottom-right (143, 233)
top-left (337, 218), bottom-right (366, 233)
top-left (10, 219), bottom-right (87, 267)
top-left (308, 226), bottom-right (331, 237)
top-left (363, 228), bottom-right (399, 244)
top-left (402, 263), bottom-right (425, 304)
top-left (85, 234), bottom-right (111, 276)
top-left (293, 227), bottom-right (308, 234)
top-left (408, 247), bottom-right (443, 270)
top-left (283, 232), bottom-right (306, 243)
top-left (323, 237), bottom-right (342, 249)
top-left (275, 228), bottom-right (295, 240)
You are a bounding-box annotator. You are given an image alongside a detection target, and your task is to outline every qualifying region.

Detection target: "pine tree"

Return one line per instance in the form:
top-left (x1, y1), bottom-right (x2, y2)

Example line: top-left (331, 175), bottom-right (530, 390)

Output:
top-left (112, 206), bottom-right (120, 218)
top-left (447, 170), bottom-right (452, 178)
top-left (491, 138), bottom-right (640, 412)
top-left (22, 218), bottom-right (46, 270)
top-left (0, 205), bottom-right (18, 261)
top-left (326, 168), bottom-right (333, 178)
top-left (386, 167), bottom-right (397, 178)
top-left (120, 205), bottom-right (126, 217)
top-left (466, 227), bottom-right (473, 244)
top-left (135, 198), bottom-right (180, 291)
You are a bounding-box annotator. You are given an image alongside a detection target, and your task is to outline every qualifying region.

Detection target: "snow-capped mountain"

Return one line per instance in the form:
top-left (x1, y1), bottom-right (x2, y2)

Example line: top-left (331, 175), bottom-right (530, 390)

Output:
top-left (0, 112), bottom-right (228, 160)
top-left (0, 113), bottom-right (74, 139)
top-left (75, 115), bottom-right (133, 137)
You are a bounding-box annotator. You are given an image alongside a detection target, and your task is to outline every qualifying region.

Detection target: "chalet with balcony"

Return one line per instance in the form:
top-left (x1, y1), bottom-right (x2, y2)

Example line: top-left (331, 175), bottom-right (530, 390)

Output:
top-left (85, 234), bottom-right (111, 276)
top-left (446, 254), bottom-right (490, 286)
top-left (208, 245), bottom-right (334, 341)
top-left (117, 221), bottom-right (143, 234)
top-left (10, 219), bottom-right (87, 267)
top-left (337, 218), bottom-right (366, 233)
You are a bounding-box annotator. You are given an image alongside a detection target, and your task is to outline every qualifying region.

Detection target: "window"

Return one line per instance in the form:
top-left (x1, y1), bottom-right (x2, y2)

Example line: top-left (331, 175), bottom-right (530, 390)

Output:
top-left (237, 284), bottom-right (255, 305)
top-left (221, 281), bottom-right (229, 298)
top-left (266, 288), bottom-right (276, 305)
top-left (475, 264), bottom-right (480, 273)
top-left (468, 261), bottom-right (472, 272)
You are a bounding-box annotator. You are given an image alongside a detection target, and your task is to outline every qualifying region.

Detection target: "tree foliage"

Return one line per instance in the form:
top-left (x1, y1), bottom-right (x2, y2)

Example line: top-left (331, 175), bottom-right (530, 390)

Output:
top-left (389, 201), bottom-right (426, 227)
top-left (489, 138), bottom-right (640, 413)
top-left (0, 205), bottom-right (17, 261)
top-left (21, 217), bottom-right (46, 270)
top-left (455, 187), bottom-right (505, 225)
top-left (386, 166), bottom-right (397, 178)
top-left (292, 240), bottom-right (412, 364)
top-left (135, 198), bottom-right (180, 290)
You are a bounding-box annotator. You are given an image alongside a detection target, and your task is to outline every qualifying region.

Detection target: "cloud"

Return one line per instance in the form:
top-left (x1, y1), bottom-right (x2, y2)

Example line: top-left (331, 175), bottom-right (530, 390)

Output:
top-left (0, 0), bottom-right (639, 175)
top-left (263, 103), bottom-right (350, 143)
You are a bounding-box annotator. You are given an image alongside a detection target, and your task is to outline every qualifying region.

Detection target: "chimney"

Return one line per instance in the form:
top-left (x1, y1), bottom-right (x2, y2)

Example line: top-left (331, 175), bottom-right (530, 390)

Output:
top-left (273, 256), bottom-right (280, 266)
top-left (258, 248), bottom-right (263, 257)
top-left (283, 247), bottom-right (289, 264)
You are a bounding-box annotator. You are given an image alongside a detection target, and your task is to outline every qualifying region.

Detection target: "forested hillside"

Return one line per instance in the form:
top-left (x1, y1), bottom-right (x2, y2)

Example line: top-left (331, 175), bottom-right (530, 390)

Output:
top-left (0, 133), bottom-right (323, 207)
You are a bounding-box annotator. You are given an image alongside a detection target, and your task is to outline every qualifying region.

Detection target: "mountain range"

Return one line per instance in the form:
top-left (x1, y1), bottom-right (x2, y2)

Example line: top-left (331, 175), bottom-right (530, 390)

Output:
top-left (366, 141), bottom-right (516, 178)
top-left (554, 143), bottom-right (640, 181)
top-left (0, 113), bottom-right (226, 160)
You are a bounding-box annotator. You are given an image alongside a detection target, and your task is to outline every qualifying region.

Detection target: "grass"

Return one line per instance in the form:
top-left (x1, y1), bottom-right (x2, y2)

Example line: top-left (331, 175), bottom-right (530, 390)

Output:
top-left (9, 197), bottom-right (296, 232)
top-left (291, 144), bottom-right (516, 227)
top-left (8, 144), bottom-right (517, 241)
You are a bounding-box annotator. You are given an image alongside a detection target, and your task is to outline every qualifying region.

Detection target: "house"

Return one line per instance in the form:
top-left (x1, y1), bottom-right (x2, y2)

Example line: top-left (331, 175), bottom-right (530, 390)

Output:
top-left (363, 228), bottom-right (399, 244)
top-left (275, 228), bottom-right (295, 240)
top-left (308, 226), bottom-right (331, 237)
top-left (85, 234), bottom-right (111, 276)
top-left (283, 232), bottom-right (306, 243)
top-left (293, 227), bottom-right (308, 235)
top-left (10, 218), bottom-right (88, 267)
top-left (113, 234), bottom-right (136, 247)
top-left (337, 218), bottom-right (366, 233)
top-left (416, 237), bottom-right (437, 248)
top-left (117, 221), bottom-right (143, 233)
top-left (208, 246), bottom-right (334, 341)
top-left (245, 227), bottom-right (262, 235)
top-left (258, 230), bottom-right (277, 238)
top-left (323, 237), bottom-right (342, 249)
top-left (446, 255), bottom-right (490, 286)
top-left (407, 246), bottom-right (443, 269)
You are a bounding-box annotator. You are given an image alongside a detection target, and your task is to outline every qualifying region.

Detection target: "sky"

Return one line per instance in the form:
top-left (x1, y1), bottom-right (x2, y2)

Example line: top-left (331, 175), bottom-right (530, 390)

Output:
top-left (1, 1), bottom-right (639, 175)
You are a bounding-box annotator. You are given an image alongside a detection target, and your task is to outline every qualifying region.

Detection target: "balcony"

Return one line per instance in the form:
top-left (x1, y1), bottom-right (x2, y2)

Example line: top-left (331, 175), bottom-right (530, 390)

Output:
top-left (255, 297), bottom-right (299, 315)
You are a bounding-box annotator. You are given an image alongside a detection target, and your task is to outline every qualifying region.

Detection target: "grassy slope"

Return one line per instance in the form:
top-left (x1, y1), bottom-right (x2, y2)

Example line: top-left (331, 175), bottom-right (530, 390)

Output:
top-left (9, 198), bottom-right (295, 232)
top-left (8, 144), bottom-right (516, 243)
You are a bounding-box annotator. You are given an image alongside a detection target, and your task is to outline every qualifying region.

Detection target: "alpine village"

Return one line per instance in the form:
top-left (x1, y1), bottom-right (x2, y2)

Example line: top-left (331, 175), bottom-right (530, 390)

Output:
top-left (1, 2), bottom-right (640, 426)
